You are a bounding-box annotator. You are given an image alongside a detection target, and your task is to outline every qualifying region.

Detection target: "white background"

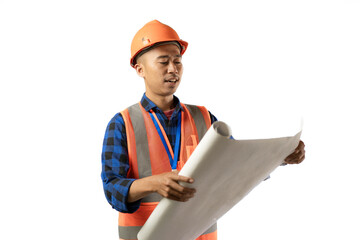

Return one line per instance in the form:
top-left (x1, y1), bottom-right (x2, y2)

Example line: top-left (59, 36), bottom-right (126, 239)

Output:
top-left (1, 0), bottom-right (359, 239)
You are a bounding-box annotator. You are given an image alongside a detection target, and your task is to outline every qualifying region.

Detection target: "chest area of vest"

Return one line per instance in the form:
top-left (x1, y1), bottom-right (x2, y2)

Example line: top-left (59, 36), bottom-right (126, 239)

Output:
top-left (122, 103), bottom-right (210, 178)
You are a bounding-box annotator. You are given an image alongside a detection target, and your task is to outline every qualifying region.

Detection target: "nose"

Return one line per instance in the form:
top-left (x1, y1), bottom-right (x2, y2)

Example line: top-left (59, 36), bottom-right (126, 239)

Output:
top-left (167, 61), bottom-right (178, 74)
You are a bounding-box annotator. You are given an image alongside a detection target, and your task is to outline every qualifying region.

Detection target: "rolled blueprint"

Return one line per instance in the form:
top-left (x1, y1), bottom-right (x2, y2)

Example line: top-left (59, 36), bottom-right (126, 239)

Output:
top-left (138, 121), bottom-right (302, 240)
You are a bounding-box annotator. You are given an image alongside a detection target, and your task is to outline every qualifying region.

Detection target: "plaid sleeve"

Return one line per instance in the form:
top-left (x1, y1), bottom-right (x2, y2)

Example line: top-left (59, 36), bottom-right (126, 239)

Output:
top-left (209, 111), bottom-right (218, 124)
top-left (101, 113), bottom-right (141, 213)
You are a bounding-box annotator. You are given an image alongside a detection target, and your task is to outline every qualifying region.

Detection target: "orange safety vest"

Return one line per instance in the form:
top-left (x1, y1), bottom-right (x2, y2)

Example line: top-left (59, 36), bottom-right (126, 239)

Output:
top-left (119, 102), bottom-right (217, 240)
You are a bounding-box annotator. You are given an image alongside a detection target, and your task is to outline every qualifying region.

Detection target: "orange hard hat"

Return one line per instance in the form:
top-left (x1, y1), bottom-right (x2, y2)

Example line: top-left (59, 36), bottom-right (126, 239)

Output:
top-left (130, 20), bottom-right (188, 68)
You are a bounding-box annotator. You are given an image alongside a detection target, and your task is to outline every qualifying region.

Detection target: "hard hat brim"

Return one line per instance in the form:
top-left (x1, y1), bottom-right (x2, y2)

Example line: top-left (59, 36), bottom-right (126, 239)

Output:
top-left (130, 40), bottom-right (188, 67)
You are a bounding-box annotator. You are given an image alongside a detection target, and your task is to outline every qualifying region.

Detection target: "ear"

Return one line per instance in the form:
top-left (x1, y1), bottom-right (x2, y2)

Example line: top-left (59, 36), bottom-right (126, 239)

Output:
top-left (134, 63), bottom-right (145, 78)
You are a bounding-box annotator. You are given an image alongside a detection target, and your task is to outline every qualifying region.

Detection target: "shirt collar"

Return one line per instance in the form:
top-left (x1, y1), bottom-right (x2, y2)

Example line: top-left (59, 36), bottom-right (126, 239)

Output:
top-left (140, 93), bottom-right (184, 113)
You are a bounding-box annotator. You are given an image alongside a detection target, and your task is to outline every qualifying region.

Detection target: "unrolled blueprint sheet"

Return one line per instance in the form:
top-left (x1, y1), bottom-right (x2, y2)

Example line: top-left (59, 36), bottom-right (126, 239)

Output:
top-left (138, 121), bottom-right (302, 240)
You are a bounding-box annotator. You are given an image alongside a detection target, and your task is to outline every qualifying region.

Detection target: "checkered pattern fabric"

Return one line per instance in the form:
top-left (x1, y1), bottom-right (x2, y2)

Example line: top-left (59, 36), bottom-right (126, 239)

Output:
top-left (101, 94), bottom-right (217, 213)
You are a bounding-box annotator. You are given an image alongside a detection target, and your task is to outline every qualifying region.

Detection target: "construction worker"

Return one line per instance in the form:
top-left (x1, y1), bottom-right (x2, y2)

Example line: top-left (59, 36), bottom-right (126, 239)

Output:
top-left (101, 20), bottom-right (306, 240)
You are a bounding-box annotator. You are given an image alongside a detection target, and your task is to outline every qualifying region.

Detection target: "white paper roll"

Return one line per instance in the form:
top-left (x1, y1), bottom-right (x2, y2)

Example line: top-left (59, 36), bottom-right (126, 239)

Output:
top-left (138, 121), bottom-right (301, 240)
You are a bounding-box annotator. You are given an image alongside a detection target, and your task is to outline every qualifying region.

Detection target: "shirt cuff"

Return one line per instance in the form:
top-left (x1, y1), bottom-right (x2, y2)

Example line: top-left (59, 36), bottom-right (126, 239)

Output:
top-left (123, 180), bottom-right (141, 213)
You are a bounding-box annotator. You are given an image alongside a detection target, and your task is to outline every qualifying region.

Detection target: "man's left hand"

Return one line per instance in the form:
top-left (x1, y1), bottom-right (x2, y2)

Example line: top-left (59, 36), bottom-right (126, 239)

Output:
top-left (284, 140), bottom-right (305, 164)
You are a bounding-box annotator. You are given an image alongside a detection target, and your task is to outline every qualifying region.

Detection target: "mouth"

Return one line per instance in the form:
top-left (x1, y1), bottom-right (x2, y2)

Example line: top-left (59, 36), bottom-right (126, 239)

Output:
top-left (164, 77), bottom-right (179, 83)
top-left (165, 79), bottom-right (177, 83)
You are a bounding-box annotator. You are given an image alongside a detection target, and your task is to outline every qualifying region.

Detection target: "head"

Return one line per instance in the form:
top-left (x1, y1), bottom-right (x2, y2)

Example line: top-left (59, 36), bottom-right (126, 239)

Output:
top-left (130, 20), bottom-right (188, 101)
top-left (134, 42), bottom-right (183, 100)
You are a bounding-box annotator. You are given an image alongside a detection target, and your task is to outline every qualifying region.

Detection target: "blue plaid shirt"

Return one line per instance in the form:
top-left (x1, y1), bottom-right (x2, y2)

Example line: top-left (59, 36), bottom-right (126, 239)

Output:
top-left (101, 94), bottom-right (217, 213)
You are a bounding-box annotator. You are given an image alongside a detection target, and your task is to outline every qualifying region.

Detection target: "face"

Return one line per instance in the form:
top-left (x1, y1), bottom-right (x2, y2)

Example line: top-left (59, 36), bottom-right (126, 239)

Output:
top-left (135, 44), bottom-right (183, 100)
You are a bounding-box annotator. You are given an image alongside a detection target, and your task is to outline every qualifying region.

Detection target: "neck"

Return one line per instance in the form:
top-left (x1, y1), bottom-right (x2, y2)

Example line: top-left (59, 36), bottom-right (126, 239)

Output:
top-left (145, 93), bottom-right (175, 111)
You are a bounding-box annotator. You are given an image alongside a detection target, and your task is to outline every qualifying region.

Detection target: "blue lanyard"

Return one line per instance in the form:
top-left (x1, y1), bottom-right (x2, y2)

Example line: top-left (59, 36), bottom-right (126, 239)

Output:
top-left (149, 110), bottom-right (181, 170)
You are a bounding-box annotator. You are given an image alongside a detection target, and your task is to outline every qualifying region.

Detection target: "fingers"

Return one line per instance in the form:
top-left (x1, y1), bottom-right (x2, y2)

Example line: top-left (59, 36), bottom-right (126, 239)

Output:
top-left (284, 140), bottom-right (306, 164)
top-left (168, 177), bottom-right (196, 194)
top-left (156, 172), bottom-right (196, 202)
top-left (285, 151), bottom-right (305, 164)
top-left (173, 174), bottom-right (195, 184)
top-left (169, 170), bottom-right (194, 183)
top-left (159, 186), bottom-right (195, 202)
top-left (284, 151), bottom-right (304, 164)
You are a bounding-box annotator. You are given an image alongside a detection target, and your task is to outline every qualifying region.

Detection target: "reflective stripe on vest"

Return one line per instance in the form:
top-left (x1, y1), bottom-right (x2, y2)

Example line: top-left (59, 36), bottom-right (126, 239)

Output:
top-left (119, 103), bottom-right (217, 240)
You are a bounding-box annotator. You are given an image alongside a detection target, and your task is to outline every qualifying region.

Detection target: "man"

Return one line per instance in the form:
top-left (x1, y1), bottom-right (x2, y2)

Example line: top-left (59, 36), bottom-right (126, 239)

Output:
top-left (101, 20), bottom-right (305, 240)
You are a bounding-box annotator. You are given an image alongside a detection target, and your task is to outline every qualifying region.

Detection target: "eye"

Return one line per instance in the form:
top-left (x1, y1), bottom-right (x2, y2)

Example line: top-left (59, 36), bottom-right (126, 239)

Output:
top-left (159, 62), bottom-right (168, 65)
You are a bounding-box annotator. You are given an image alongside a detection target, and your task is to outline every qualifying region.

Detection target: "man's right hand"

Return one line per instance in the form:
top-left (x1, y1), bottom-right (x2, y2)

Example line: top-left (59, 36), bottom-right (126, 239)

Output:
top-left (150, 171), bottom-right (196, 202)
top-left (127, 171), bottom-right (196, 203)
